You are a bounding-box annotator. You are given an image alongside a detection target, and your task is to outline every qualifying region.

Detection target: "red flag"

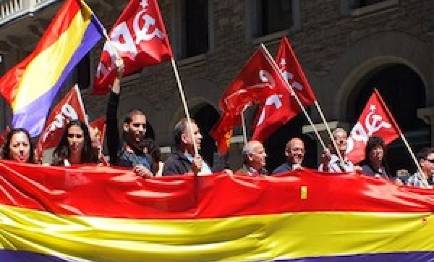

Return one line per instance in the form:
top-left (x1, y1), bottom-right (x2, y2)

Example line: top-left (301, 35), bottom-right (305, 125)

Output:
top-left (211, 46), bottom-right (288, 154)
top-left (346, 89), bottom-right (400, 163)
top-left (93, 0), bottom-right (173, 95)
top-left (252, 37), bottom-right (317, 142)
top-left (89, 116), bottom-right (106, 147)
top-left (36, 85), bottom-right (87, 155)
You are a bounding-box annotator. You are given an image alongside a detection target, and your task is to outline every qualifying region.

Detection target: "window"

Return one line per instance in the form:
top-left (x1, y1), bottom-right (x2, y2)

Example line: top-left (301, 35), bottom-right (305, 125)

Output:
top-left (248, 0), bottom-right (300, 39)
top-left (350, 0), bottom-right (387, 9)
top-left (342, 0), bottom-right (399, 16)
top-left (175, 0), bottom-right (210, 59)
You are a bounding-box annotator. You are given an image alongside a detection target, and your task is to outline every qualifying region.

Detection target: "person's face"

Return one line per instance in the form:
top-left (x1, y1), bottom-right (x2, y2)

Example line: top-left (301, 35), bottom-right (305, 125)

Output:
top-left (67, 125), bottom-right (84, 153)
top-left (368, 145), bottom-right (384, 165)
top-left (248, 143), bottom-right (267, 170)
top-left (124, 114), bottom-right (146, 143)
top-left (9, 132), bottom-right (30, 163)
top-left (286, 139), bottom-right (305, 165)
top-left (421, 152), bottom-right (434, 177)
top-left (334, 131), bottom-right (348, 153)
top-left (182, 122), bottom-right (202, 152)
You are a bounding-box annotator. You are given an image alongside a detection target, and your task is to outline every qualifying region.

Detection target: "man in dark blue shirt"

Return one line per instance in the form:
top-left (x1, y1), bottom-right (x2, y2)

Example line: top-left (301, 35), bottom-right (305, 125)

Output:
top-left (273, 137), bottom-right (305, 174)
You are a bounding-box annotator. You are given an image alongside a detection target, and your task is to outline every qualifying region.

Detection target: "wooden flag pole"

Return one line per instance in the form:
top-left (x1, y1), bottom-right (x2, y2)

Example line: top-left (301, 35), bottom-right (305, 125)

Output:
top-left (313, 101), bottom-right (345, 163)
top-left (241, 107), bottom-right (248, 146)
top-left (260, 44), bottom-right (327, 151)
top-left (170, 58), bottom-right (199, 156)
top-left (374, 89), bottom-right (427, 186)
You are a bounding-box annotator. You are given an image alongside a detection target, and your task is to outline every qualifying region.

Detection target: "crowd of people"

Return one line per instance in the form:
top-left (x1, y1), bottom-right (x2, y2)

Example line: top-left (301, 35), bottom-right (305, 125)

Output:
top-left (0, 59), bottom-right (433, 190)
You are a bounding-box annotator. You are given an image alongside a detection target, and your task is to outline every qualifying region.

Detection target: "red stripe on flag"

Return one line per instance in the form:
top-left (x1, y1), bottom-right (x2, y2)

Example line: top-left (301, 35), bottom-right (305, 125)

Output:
top-left (0, 161), bottom-right (433, 219)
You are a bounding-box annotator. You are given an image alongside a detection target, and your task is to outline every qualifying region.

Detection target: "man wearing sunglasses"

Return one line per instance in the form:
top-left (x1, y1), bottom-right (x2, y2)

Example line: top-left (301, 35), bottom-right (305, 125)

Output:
top-left (106, 59), bottom-right (152, 177)
top-left (407, 147), bottom-right (434, 189)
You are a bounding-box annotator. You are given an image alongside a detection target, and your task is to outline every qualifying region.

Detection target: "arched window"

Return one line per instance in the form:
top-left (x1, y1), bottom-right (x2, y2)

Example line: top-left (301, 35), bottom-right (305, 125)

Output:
top-left (192, 103), bottom-right (220, 167)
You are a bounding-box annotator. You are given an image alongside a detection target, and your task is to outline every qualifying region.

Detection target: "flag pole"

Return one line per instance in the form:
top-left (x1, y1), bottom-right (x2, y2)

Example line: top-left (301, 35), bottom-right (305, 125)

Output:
top-left (374, 89), bottom-right (427, 185)
top-left (313, 101), bottom-right (345, 163)
top-left (260, 44), bottom-right (327, 151)
top-left (241, 107), bottom-right (248, 145)
top-left (170, 58), bottom-right (199, 156)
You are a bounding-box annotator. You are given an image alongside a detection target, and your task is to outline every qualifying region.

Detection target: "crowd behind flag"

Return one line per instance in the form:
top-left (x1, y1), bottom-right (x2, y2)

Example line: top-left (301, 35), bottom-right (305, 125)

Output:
top-left (347, 89), bottom-right (400, 163)
top-left (36, 85), bottom-right (87, 157)
top-left (211, 46), bottom-right (290, 154)
top-left (0, 0), bottom-right (104, 136)
top-left (252, 37), bottom-right (316, 142)
top-left (93, 0), bottom-right (173, 95)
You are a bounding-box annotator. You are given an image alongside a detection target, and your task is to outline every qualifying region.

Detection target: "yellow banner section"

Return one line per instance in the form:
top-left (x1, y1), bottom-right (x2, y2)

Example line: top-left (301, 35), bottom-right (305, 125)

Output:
top-left (12, 8), bottom-right (92, 111)
top-left (0, 205), bottom-right (433, 262)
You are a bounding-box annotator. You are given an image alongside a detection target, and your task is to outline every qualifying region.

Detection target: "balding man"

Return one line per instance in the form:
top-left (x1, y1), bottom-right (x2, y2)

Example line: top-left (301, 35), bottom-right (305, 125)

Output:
top-left (272, 137), bottom-right (305, 174)
top-left (235, 140), bottom-right (268, 176)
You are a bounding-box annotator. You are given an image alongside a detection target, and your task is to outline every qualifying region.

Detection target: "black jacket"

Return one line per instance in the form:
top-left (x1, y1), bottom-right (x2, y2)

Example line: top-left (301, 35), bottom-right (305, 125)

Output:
top-left (162, 150), bottom-right (193, 176)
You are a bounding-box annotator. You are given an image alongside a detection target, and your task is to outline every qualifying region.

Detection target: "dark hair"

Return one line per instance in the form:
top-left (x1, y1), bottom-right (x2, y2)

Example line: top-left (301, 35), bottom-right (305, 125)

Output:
top-left (364, 136), bottom-right (386, 161)
top-left (123, 109), bottom-right (145, 124)
top-left (416, 147), bottom-right (434, 162)
top-left (1, 128), bottom-right (35, 163)
top-left (173, 118), bottom-right (196, 147)
top-left (52, 120), bottom-right (97, 166)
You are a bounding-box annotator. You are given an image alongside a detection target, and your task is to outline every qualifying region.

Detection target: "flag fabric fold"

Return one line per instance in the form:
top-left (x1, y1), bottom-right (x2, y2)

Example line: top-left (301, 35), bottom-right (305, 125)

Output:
top-left (93, 0), bottom-right (173, 95)
top-left (211, 46), bottom-right (289, 154)
top-left (252, 37), bottom-right (317, 142)
top-left (0, 161), bottom-right (433, 261)
top-left (347, 89), bottom-right (400, 163)
top-left (0, 0), bottom-right (104, 136)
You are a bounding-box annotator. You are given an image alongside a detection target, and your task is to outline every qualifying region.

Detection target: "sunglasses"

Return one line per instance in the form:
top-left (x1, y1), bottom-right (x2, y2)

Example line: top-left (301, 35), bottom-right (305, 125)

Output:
top-left (425, 158), bottom-right (434, 163)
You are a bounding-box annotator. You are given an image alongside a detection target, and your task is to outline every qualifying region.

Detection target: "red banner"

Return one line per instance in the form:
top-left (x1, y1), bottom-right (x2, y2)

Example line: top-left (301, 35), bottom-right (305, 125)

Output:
top-left (93, 0), bottom-right (173, 95)
top-left (347, 89), bottom-right (400, 163)
top-left (0, 161), bottom-right (433, 219)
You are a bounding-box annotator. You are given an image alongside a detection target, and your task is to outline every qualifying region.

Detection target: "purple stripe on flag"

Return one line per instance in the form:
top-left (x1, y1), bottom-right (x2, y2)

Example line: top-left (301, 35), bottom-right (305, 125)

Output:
top-left (13, 16), bottom-right (102, 136)
top-left (0, 250), bottom-right (76, 261)
top-left (276, 252), bottom-right (434, 262)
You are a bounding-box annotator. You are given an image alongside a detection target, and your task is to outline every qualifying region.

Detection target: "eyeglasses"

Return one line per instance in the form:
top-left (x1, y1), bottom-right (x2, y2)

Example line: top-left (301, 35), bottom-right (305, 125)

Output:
top-left (425, 158), bottom-right (434, 163)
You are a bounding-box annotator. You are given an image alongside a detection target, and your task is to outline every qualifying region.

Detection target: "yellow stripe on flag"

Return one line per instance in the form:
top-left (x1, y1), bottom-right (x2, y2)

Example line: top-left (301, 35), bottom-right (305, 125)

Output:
top-left (12, 8), bottom-right (92, 111)
top-left (0, 204), bottom-right (433, 261)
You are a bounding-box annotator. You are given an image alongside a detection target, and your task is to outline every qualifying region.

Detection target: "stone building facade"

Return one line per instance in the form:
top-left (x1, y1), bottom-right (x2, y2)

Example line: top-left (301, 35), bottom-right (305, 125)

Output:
top-left (1, 0), bottom-right (434, 173)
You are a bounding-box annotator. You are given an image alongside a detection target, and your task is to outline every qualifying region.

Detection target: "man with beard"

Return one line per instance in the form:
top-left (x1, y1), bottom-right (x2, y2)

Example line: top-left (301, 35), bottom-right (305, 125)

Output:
top-left (106, 59), bottom-right (152, 177)
top-left (272, 137), bottom-right (305, 174)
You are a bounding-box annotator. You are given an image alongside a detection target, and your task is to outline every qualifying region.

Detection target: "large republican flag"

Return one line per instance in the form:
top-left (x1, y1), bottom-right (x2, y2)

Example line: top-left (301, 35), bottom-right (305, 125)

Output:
top-left (0, 0), bottom-right (104, 136)
top-left (0, 161), bottom-right (433, 261)
top-left (347, 89), bottom-right (400, 163)
top-left (211, 45), bottom-right (289, 154)
top-left (36, 85), bottom-right (87, 156)
top-left (252, 37), bottom-right (317, 142)
top-left (93, 0), bottom-right (173, 95)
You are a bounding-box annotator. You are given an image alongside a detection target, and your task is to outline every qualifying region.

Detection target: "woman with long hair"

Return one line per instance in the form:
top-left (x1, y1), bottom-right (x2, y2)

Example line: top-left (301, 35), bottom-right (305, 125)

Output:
top-left (52, 120), bottom-right (98, 166)
top-left (1, 128), bottom-right (36, 163)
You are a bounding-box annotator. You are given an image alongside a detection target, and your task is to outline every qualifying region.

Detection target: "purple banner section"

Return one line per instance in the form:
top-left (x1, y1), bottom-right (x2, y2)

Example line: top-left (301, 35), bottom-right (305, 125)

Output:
top-left (0, 250), bottom-right (74, 261)
top-left (12, 16), bottom-right (103, 137)
top-left (278, 252), bottom-right (434, 262)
